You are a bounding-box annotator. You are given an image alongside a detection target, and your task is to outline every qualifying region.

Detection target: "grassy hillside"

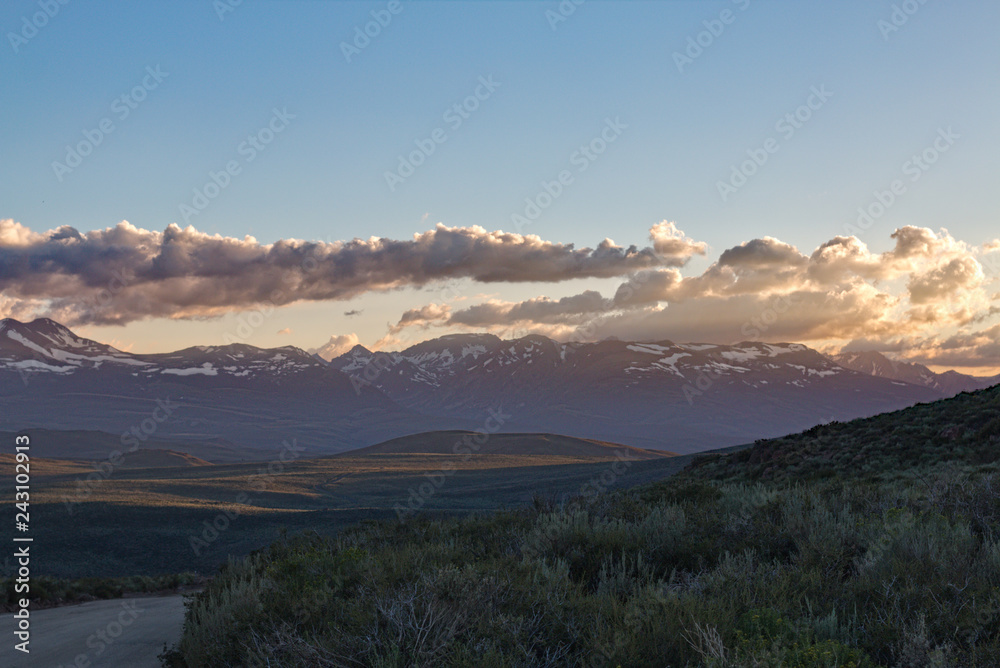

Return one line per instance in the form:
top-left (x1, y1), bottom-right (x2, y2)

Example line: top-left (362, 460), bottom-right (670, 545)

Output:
top-left (345, 431), bottom-right (675, 458)
top-left (682, 384), bottom-right (1000, 484)
top-left (167, 386), bottom-right (1000, 667)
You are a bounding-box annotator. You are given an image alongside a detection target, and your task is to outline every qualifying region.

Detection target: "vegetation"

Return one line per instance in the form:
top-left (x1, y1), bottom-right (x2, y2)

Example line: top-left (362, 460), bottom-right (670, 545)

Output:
top-left (168, 386), bottom-right (1000, 666)
top-left (0, 572), bottom-right (203, 610)
top-left (683, 387), bottom-right (1000, 485)
top-left (4, 452), bottom-right (678, 578)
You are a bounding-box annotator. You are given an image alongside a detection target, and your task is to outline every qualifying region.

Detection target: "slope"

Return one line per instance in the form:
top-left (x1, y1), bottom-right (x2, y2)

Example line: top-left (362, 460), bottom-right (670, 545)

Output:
top-left (342, 430), bottom-right (674, 458)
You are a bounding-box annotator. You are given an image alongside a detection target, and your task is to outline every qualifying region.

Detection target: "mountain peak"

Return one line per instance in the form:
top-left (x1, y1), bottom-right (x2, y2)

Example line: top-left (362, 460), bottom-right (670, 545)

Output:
top-left (831, 349), bottom-right (992, 395)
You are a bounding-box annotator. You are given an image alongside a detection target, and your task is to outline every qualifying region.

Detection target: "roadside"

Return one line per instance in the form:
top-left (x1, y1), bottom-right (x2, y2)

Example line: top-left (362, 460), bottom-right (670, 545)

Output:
top-left (2, 593), bottom-right (188, 667)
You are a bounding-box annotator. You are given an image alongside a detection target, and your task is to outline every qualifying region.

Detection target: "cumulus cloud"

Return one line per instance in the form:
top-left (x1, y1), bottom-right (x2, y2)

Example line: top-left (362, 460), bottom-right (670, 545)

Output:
top-left (381, 226), bottom-right (999, 371)
top-left (276, 327), bottom-right (292, 335)
top-left (885, 324), bottom-right (1000, 371)
top-left (387, 303), bottom-right (452, 335)
top-left (311, 333), bottom-right (361, 361)
top-left (648, 221), bottom-right (708, 263)
top-left (6, 216), bottom-right (995, 371)
top-left (0, 219), bottom-right (667, 326)
top-left (907, 256), bottom-right (983, 305)
top-left (717, 237), bottom-right (805, 269)
top-left (446, 291), bottom-right (613, 329)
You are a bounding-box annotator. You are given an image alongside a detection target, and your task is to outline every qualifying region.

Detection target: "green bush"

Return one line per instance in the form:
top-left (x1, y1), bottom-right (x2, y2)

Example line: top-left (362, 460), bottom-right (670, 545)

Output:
top-left (167, 385), bottom-right (1000, 666)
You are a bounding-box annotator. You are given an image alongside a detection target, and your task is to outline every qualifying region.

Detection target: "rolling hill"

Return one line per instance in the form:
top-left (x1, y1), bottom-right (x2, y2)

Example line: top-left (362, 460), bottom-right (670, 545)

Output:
top-left (342, 430), bottom-right (675, 458)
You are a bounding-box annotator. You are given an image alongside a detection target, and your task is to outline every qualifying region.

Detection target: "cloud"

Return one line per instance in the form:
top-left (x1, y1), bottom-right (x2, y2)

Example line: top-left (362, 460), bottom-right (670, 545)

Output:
top-left (446, 291), bottom-right (612, 329)
top-left (893, 324), bottom-right (1000, 370)
top-left (276, 327), bottom-right (292, 335)
top-left (6, 216), bottom-right (993, 371)
top-left (0, 220), bottom-right (668, 326)
top-left (613, 270), bottom-right (683, 307)
top-left (717, 237), bottom-right (805, 270)
top-left (907, 256), bottom-right (983, 305)
top-left (387, 303), bottom-right (452, 334)
top-left (344, 309), bottom-right (363, 317)
top-left (380, 226), bottom-right (999, 370)
top-left (311, 333), bottom-right (360, 361)
top-left (648, 221), bottom-right (708, 264)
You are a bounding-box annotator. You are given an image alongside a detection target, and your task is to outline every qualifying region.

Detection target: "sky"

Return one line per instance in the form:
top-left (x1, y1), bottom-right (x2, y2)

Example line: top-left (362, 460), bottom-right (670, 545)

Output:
top-left (1, 0), bottom-right (998, 374)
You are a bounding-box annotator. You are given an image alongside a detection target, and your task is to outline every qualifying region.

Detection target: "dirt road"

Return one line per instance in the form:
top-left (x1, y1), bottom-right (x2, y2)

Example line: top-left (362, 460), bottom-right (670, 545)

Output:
top-left (3, 594), bottom-right (186, 667)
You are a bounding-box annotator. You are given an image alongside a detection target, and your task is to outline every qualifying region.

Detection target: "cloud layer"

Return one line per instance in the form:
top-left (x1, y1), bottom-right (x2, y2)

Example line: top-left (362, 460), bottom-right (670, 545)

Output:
top-left (2, 217), bottom-right (996, 371)
top-left (382, 226), bottom-right (999, 370)
top-left (0, 219), bottom-right (685, 326)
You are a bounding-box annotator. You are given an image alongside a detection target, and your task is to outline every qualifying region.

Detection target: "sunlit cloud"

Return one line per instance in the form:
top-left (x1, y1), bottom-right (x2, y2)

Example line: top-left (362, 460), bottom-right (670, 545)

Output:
top-left (380, 226), bottom-right (999, 370)
top-left (0, 219), bottom-right (670, 326)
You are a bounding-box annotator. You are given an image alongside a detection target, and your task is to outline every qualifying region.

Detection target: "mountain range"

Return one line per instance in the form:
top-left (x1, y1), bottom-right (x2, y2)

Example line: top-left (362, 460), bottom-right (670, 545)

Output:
top-left (829, 350), bottom-right (999, 396)
top-left (1, 317), bottom-right (992, 457)
top-left (0, 317), bottom-right (449, 458)
top-left (327, 334), bottom-right (950, 452)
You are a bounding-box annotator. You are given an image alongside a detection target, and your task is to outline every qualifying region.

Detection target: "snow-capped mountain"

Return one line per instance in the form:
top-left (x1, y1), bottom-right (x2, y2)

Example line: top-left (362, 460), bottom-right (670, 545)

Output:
top-left (0, 318), bottom-right (957, 455)
top-left (0, 317), bottom-right (142, 373)
top-left (830, 350), bottom-right (999, 396)
top-left (330, 334), bottom-right (943, 452)
top-left (0, 318), bottom-right (454, 455)
top-left (0, 317), bottom-right (329, 383)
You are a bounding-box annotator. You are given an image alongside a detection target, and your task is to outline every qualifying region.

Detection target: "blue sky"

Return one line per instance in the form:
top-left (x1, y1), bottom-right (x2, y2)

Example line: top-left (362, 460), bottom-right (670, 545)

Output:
top-left (2, 1), bottom-right (999, 370)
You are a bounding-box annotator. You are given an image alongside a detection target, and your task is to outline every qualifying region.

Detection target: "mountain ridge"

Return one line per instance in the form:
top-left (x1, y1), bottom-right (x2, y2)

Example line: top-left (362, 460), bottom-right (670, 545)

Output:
top-left (0, 318), bottom-right (956, 456)
top-left (829, 349), bottom-right (998, 396)
top-left (329, 330), bottom-right (945, 452)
